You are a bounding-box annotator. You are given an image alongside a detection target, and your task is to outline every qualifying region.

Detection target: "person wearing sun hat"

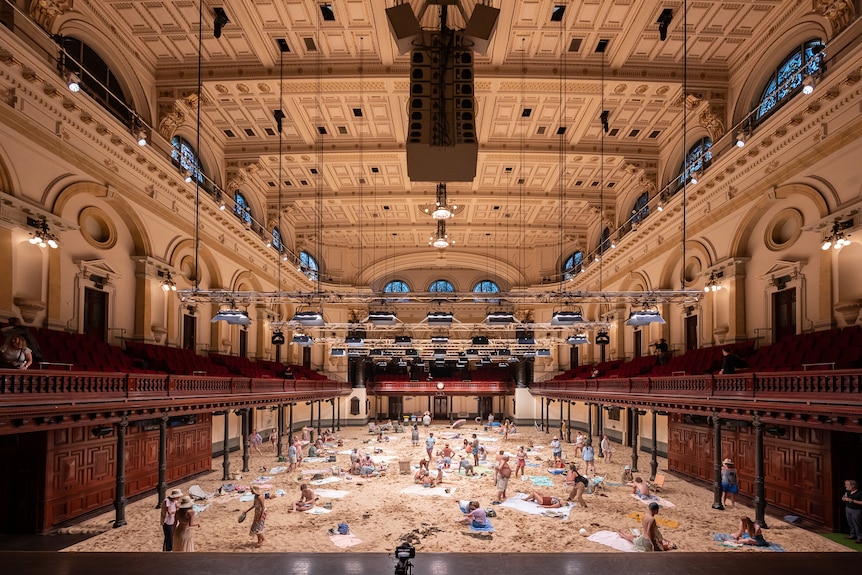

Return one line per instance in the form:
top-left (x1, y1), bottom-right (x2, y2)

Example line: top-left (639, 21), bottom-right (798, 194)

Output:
top-left (244, 485), bottom-right (268, 547)
top-left (721, 458), bottom-right (739, 508)
top-left (173, 495), bottom-right (199, 552)
top-left (160, 488), bottom-right (183, 551)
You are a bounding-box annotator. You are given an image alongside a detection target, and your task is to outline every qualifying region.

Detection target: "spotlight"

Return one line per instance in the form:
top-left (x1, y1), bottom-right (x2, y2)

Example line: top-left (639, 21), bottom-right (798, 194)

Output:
top-left (690, 171), bottom-right (700, 185)
top-left (802, 76), bottom-right (816, 95)
top-left (213, 7), bottom-right (230, 39)
top-left (273, 109), bottom-right (285, 134)
top-left (67, 73), bottom-right (81, 93)
top-left (657, 9), bottom-right (673, 41)
top-left (184, 169), bottom-right (193, 183)
top-left (734, 131), bottom-right (746, 148)
top-left (136, 129), bottom-right (147, 147)
top-left (600, 110), bottom-right (609, 133)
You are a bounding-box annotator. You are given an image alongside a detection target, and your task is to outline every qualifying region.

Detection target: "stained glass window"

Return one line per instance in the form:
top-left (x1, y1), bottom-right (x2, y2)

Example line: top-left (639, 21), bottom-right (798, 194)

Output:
top-left (234, 191), bottom-right (252, 226)
top-left (563, 251), bottom-right (583, 279)
top-left (677, 137), bottom-right (712, 187)
top-left (429, 279), bottom-right (455, 292)
top-left (171, 136), bottom-right (204, 184)
top-left (631, 191), bottom-right (649, 226)
top-left (757, 40), bottom-right (824, 121)
top-left (384, 280), bottom-right (411, 293)
top-left (300, 251), bottom-right (319, 281)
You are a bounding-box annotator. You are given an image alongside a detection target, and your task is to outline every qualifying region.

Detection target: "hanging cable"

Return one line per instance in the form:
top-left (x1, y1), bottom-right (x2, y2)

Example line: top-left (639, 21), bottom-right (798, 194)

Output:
top-left (599, 42), bottom-right (604, 293)
top-left (358, 36), bottom-right (364, 290)
top-left (193, 0), bottom-right (203, 292)
top-left (681, 0), bottom-right (688, 290)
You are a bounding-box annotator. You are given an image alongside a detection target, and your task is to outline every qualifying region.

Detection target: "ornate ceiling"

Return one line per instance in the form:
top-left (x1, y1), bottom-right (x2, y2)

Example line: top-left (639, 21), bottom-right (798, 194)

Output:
top-left (67, 1), bottom-right (798, 254)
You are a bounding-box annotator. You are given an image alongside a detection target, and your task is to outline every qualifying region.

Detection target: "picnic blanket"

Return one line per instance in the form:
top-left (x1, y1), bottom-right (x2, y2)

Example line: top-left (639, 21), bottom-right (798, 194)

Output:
top-left (304, 506), bottom-right (332, 514)
top-left (189, 485), bottom-right (213, 500)
top-left (713, 533), bottom-right (785, 552)
top-left (528, 475), bottom-right (554, 487)
top-left (269, 466), bottom-right (288, 475)
top-left (329, 532), bottom-right (363, 548)
top-left (310, 476), bottom-right (342, 486)
top-left (314, 489), bottom-right (351, 499)
top-left (498, 493), bottom-right (574, 519)
top-left (250, 476), bottom-right (273, 484)
top-left (587, 530), bottom-right (637, 552)
top-left (631, 493), bottom-right (676, 508)
top-left (400, 484), bottom-right (456, 497)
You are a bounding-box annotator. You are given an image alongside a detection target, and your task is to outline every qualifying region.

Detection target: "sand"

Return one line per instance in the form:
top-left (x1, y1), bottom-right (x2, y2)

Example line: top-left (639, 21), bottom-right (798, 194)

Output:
top-left (61, 423), bottom-right (850, 554)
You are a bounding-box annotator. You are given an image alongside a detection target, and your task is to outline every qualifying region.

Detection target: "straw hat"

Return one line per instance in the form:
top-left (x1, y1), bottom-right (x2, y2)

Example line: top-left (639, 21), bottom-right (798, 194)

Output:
top-left (250, 485), bottom-right (262, 495)
top-left (624, 465), bottom-right (631, 470)
top-left (168, 488), bottom-right (183, 500)
top-left (178, 496), bottom-right (193, 509)
top-left (723, 458), bottom-right (734, 466)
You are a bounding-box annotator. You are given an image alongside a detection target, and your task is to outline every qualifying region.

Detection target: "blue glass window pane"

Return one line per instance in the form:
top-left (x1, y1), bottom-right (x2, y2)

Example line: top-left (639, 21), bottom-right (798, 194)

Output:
top-left (473, 280), bottom-right (500, 293)
top-left (171, 136), bottom-right (204, 183)
top-left (300, 251), bottom-right (319, 281)
top-left (632, 192), bottom-right (649, 225)
top-left (677, 137), bottom-right (712, 186)
top-left (563, 251), bottom-right (583, 279)
top-left (272, 227), bottom-right (283, 252)
top-left (384, 280), bottom-right (411, 293)
top-left (234, 191), bottom-right (252, 225)
top-left (429, 280), bottom-right (455, 292)
top-left (756, 40), bottom-right (824, 121)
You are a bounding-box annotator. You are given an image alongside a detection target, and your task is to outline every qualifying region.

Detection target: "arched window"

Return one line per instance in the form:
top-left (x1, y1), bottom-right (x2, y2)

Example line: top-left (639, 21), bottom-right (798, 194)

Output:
top-left (271, 227), bottom-right (284, 252)
top-left (61, 37), bottom-right (130, 124)
top-left (234, 191), bottom-right (252, 226)
top-left (563, 251), bottom-right (583, 279)
top-left (631, 191), bottom-right (649, 227)
top-left (677, 137), bottom-right (712, 188)
top-left (756, 40), bottom-right (824, 122)
top-left (299, 251), bottom-right (319, 281)
top-left (384, 280), bottom-right (411, 293)
top-left (473, 280), bottom-right (500, 303)
top-left (428, 279), bottom-right (455, 293)
top-left (171, 136), bottom-right (204, 184)
top-left (597, 226), bottom-right (612, 255)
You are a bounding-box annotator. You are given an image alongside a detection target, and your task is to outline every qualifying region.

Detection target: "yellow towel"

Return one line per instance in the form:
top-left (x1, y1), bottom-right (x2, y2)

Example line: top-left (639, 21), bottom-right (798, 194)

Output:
top-left (628, 511), bottom-right (680, 529)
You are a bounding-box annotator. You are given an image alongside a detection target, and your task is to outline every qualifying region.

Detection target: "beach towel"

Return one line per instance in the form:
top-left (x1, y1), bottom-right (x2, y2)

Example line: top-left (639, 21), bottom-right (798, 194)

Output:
top-left (303, 457), bottom-right (330, 464)
top-left (239, 493), bottom-right (255, 502)
top-left (301, 468), bottom-right (335, 476)
top-left (628, 511), bottom-right (679, 529)
top-left (304, 506), bottom-right (332, 514)
top-left (192, 503), bottom-right (209, 515)
top-left (314, 489), bottom-right (351, 499)
top-left (473, 465), bottom-right (494, 475)
top-left (310, 476), bottom-right (342, 486)
top-left (498, 493), bottom-right (573, 519)
top-left (547, 468), bottom-right (566, 475)
top-left (630, 493), bottom-right (676, 508)
top-left (329, 532), bottom-right (363, 548)
top-left (451, 419), bottom-right (466, 428)
top-left (188, 485), bottom-right (213, 500)
top-left (469, 519), bottom-right (495, 533)
top-left (528, 475), bottom-right (554, 487)
top-left (587, 530), bottom-right (637, 552)
top-left (713, 533), bottom-right (785, 552)
top-left (269, 466), bottom-right (288, 475)
top-left (400, 484), bottom-right (456, 497)
top-left (250, 476), bottom-right (273, 484)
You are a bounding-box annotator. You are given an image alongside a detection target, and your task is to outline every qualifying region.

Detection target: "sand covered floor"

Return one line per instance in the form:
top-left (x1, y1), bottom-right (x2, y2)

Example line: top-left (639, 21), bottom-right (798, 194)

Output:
top-left (62, 422), bottom-right (849, 554)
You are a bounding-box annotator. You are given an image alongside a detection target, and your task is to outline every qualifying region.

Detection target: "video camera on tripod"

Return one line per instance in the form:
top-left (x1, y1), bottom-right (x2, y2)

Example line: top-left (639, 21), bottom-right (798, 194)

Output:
top-left (394, 542), bottom-right (415, 575)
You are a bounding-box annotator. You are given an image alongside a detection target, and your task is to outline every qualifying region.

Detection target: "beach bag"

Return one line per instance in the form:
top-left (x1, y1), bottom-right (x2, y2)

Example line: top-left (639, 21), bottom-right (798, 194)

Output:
top-left (337, 523), bottom-right (350, 535)
top-left (485, 508), bottom-right (497, 517)
top-left (238, 511), bottom-right (248, 523)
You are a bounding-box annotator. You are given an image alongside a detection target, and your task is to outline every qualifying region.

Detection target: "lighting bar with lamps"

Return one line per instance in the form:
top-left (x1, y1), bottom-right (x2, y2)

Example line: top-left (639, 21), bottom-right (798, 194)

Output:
top-left (566, 333), bottom-right (590, 345)
top-left (291, 334), bottom-right (313, 346)
top-left (394, 335), bottom-right (412, 345)
top-left (368, 311), bottom-right (398, 325)
top-left (211, 309), bottom-right (250, 325)
top-left (625, 304), bottom-right (666, 326)
top-left (485, 311), bottom-right (515, 324)
top-left (431, 335), bottom-right (449, 343)
top-left (427, 312), bottom-right (454, 325)
top-left (551, 309), bottom-right (585, 325)
top-left (330, 348), bottom-right (346, 357)
top-left (292, 310), bottom-right (325, 326)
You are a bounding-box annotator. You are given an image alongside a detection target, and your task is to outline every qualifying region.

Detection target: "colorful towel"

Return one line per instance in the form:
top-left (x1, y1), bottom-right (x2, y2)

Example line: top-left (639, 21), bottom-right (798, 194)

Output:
top-left (630, 493), bottom-right (676, 508)
top-left (329, 532), bottom-right (362, 548)
top-left (250, 475), bottom-right (273, 484)
top-left (192, 503), bottom-right (208, 515)
top-left (314, 488), bottom-right (350, 499)
top-left (713, 533), bottom-right (784, 552)
top-left (628, 511), bottom-right (679, 529)
top-left (499, 493), bottom-right (573, 519)
top-left (400, 484), bottom-right (456, 497)
top-left (587, 530), bottom-right (637, 552)
top-left (528, 475), bottom-right (554, 487)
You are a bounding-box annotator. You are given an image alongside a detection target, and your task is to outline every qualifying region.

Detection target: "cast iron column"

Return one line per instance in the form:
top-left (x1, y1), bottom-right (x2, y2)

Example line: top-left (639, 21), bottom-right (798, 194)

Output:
top-left (711, 413), bottom-right (725, 510)
top-left (113, 416), bottom-right (128, 528)
top-left (241, 408), bottom-right (250, 473)
top-left (629, 408), bottom-right (639, 472)
top-left (330, 398), bottom-right (336, 433)
top-left (539, 396), bottom-right (544, 432)
top-left (155, 413), bottom-right (168, 508)
top-left (650, 410), bottom-right (659, 481)
top-left (337, 397), bottom-right (341, 431)
top-left (288, 403), bottom-right (294, 441)
top-left (276, 404), bottom-right (284, 459)
top-left (753, 415), bottom-right (768, 527)
top-left (587, 403), bottom-right (593, 441)
top-left (317, 400), bottom-right (322, 436)
top-left (222, 411), bottom-right (231, 481)
top-left (566, 401), bottom-right (572, 443)
top-left (546, 398), bottom-right (552, 434)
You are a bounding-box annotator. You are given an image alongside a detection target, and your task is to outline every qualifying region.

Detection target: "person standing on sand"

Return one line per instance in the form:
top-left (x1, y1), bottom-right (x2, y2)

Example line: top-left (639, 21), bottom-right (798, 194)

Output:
top-left (425, 432), bottom-right (436, 460)
top-left (471, 433), bottom-right (480, 467)
top-left (172, 496), bottom-right (200, 552)
top-left (249, 429), bottom-right (263, 456)
top-left (411, 424), bottom-right (419, 446)
top-left (244, 485), bottom-right (267, 547)
top-left (160, 488), bottom-right (182, 551)
top-left (493, 455), bottom-right (512, 504)
top-left (515, 445), bottom-right (527, 478)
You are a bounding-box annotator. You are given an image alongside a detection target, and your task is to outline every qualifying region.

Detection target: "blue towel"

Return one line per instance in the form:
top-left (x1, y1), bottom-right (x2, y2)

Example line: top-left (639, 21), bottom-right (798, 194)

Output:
top-left (470, 519), bottom-right (495, 533)
top-left (712, 533), bottom-right (784, 552)
top-left (529, 475), bottom-right (554, 487)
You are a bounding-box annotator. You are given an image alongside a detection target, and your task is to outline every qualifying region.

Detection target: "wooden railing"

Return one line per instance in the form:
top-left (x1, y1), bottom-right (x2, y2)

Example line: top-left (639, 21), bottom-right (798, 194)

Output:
top-left (367, 380), bottom-right (514, 394)
top-left (0, 369), bottom-right (350, 406)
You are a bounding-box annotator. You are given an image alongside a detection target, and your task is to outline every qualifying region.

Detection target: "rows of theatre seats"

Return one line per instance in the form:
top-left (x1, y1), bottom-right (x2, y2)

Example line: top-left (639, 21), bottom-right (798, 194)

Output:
top-left (0, 322), bottom-right (319, 379)
top-left (554, 325), bottom-right (862, 380)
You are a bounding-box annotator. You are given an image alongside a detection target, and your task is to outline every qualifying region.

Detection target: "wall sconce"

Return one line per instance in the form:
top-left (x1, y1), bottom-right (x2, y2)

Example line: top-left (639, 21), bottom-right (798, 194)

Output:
top-left (161, 271), bottom-right (177, 292)
top-left (27, 217), bottom-right (59, 249)
top-left (703, 271), bottom-right (722, 292)
top-left (66, 72), bottom-right (81, 93)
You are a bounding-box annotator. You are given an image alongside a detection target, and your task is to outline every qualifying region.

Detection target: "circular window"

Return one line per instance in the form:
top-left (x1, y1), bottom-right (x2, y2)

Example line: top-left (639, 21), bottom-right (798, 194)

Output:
top-left (764, 209), bottom-right (802, 251)
top-left (78, 207), bottom-right (117, 249)
top-left (179, 255), bottom-right (198, 283)
top-left (683, 257), bottom-right (702, 284)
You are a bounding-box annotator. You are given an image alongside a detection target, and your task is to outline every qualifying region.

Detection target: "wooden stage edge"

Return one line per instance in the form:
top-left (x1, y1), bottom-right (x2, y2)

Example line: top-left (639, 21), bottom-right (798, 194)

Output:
top-left (0, 551), bottom-right (858, 575)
